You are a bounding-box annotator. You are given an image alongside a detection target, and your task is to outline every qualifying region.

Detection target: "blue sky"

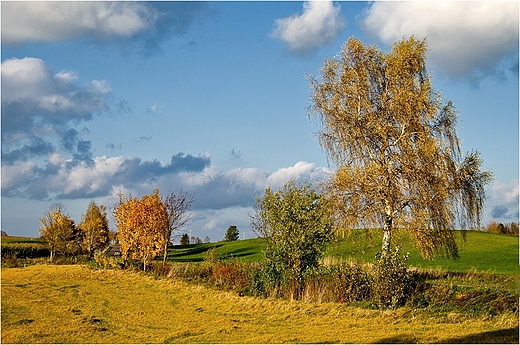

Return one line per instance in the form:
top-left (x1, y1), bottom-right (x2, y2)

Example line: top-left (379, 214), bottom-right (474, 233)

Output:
top-left (2, 1), bottom-right (519, 242)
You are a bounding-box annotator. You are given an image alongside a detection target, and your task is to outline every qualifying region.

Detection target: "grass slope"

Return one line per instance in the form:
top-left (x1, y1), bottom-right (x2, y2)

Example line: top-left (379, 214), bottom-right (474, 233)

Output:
top-left (2, 265), bottom-right (518, 344)
top-left (169, 231), bottom-right (519, 275)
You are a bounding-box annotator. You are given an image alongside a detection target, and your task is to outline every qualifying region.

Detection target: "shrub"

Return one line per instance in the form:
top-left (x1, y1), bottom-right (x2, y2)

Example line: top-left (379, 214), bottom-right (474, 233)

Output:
top-left (303, 263), bottom-right (371, 303)
top-left (92, 252), bottom-right (124, 269)
top-left (371, 247), bottom-right (415, 309)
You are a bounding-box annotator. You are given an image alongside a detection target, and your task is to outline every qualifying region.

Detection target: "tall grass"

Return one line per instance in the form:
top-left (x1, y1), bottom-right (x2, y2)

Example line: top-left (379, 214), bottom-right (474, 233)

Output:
top-left (2, 265), bottom-right (518, 344)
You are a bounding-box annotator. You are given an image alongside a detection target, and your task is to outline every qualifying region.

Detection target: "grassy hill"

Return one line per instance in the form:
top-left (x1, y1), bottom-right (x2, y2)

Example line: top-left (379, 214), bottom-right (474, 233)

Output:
top-left (168, 230), bottom-right (519, 275)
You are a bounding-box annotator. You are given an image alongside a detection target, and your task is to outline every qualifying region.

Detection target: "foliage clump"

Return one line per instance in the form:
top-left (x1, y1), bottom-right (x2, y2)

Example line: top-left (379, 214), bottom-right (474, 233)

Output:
top-left (251, 180), bottom-right (334, 298)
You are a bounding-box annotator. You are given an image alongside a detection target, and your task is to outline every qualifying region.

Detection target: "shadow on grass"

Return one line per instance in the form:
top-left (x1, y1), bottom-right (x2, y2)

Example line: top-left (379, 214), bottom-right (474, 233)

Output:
top-left (439, 327), bottom-right (519, 344)
top-left (375, 328), bottom-right (519, 344)
top-left (375, 334), bottom-right (418, 344)
top-left (167, 242), bottom-right (261, 262)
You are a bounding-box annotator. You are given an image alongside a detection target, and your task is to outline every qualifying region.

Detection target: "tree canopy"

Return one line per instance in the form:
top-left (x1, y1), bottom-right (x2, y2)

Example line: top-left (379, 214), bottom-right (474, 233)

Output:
top-left (309, 37), bottom-right (493, 259)
top-left (39, 204), bottom-right (81, 261)
top-left (251, 180), bottom-right (333, 293)
top-left (224, 226), bottom-right (239, 242)
top-left (113, 189), bottom-right (168, 270)
top-left (78, 200), bottom-right (110, 258)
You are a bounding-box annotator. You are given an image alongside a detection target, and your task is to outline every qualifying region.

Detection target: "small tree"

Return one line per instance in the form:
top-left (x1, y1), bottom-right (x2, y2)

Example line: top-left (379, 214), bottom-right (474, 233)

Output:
top-left (251, 180), bottom-right (333, 296)
top-left (180, 233), bottom-right (190, 245)
top-left (309, 36), bottom-right (493, 259)
top-left (224, 226), bottom-right (239, 242)
top-left (162, 188), bottom-right (194, 264)
top-left (39, 204), bottom-right (81, 262)
top-left (113, 189), bottom-right (168, 271)
top-left (78, 200), bottom-right (110, 258)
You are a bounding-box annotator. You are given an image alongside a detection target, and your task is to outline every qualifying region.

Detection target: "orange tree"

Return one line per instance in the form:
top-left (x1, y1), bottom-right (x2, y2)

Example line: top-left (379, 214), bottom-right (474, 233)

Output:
top-left (113, 189), bottom-right (168, 270)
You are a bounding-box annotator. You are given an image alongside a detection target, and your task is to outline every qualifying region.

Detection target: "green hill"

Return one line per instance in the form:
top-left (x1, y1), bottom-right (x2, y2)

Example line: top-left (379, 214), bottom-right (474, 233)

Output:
top-left (168, 230), bottom-right (519, 275)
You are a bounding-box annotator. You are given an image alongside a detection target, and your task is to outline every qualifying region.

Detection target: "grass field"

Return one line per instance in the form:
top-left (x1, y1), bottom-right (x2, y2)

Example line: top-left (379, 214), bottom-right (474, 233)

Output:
top-left (169, 230), bottom-right (519, 275)
top-left (2, 264), bottom-right (518, 344)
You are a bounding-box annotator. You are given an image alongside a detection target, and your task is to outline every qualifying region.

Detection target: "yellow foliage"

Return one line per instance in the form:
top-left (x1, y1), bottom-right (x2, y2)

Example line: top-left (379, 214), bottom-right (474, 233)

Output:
top-left (113, 189), bottom-right (168, 270)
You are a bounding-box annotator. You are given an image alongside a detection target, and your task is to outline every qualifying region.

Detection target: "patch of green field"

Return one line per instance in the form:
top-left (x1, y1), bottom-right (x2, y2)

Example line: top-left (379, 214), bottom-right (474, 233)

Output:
top-left (168, 238), bottom-right (265, 263)
top-left (326, 230), bottom-right (520, 275)
top-left (169, 231), bottom-right (519, 275)
top-left (1, 235), bottom-right (45, 244)
top-left (2, 265), bottom-right (518, 344)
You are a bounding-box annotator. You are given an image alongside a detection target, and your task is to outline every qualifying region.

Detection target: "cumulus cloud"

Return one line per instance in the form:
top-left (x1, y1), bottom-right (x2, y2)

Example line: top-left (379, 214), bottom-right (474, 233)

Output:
top-left (2, 57), bottom-right (110, 144)
top-left (1, 153), bottom-right (211, 200)
top-left (271, 1), bottom-right (345, 56)
top-left (360, 1), bottom-right (519, 80)
top-left (2, 2), bottom-right (209, 55)
top-left (486, 179), bottom-right (519, 222)
top-left (179, 161), bottom-right (331, 210)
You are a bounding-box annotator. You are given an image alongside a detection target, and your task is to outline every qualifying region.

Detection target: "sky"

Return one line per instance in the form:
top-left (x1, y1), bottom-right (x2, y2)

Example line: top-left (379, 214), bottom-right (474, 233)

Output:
top-left (1, 1), bottom-right (519, 242)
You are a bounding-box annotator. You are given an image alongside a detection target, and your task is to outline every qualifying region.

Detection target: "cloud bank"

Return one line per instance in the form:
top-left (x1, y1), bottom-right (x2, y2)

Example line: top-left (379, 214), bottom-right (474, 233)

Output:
top-left (2, 2), bottom-right (209, 54)
top-left (271, 1), bottom-right (345, 56)
top-left (361, 1), bottom-right (519, 80)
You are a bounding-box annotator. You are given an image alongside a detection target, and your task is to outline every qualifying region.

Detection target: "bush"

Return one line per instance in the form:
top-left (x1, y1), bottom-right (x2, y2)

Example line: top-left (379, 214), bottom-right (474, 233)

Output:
top-left (371, 247), bottom-right (415, 309)
top-left (303, 263), bottom-right (371, 303)
top-left (92, 252), bottom-right (124, 269)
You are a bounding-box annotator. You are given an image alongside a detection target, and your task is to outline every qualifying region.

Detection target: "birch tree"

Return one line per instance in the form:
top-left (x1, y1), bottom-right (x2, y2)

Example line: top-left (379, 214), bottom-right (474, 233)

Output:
top-left (162, 188), bottom-right (194, 264)
top-left (114, 189), bottom-right (168, 270)
top-left (78, 200), bottom-right (110, 258)
top-left (39, 204), bottom-right (80, 261)
top-left (309, 37), bottom-right (493, 259)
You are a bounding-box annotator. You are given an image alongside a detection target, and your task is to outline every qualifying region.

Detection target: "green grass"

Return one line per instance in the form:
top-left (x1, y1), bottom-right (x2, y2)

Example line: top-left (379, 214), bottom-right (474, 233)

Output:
top-left (168, 238), bottom-right (266, 263)
top-left (169, 231), bottom-right (519, 275)
top-left (326, 230), bottom-right (520, 275)
top-left (1, 235), bottom-right (45, 244)
top-left (2, 265), bottom-right (518, 344)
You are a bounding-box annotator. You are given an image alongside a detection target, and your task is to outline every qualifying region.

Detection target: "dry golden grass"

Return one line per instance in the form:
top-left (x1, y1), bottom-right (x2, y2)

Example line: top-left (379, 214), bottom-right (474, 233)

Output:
top-left (2, 265), bottom-right (518, 343)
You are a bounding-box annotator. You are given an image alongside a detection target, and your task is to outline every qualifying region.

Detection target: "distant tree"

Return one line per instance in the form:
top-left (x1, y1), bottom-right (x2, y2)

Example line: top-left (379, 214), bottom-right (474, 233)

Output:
top-left (224, 225), bottom-right (239, 242)
top-left (113, 190), bottom-right (168, 271)
top-left (487, 221), bottom-right (519, 236)
top-left (251, 180), bottom-right (333, 295)
top-left (309, 36), bottom-right (493, 259)
top-left (38, 204), bottom-right (81, 262)
top-left (204, 236), bottom-right (211, 243)
top-left (162, 188), bottom-right (194, 264)
top-left (78, 200), bottom-right (110, 258)
top-left (180, 233), bottom-right (190, 245)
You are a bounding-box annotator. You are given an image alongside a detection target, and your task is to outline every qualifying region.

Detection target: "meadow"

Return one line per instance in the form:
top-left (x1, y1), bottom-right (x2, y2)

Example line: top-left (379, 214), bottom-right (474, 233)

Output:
top-left (1, 230), bottom-right (519, 343)
top-left (168, 230), bottom-right (519, 275)
top-left (2, 264), bottom-right (518, 344)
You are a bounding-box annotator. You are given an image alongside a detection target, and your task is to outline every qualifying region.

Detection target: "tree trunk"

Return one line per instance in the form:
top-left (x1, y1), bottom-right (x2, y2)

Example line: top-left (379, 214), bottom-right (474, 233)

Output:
top-left (381, 214), bottom-right (392, 257)
top-left (162, 242), bottom-right (168, 266)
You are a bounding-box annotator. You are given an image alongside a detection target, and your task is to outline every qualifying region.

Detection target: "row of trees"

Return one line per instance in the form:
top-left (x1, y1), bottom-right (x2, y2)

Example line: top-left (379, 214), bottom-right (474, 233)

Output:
top-left (38, 188), bottom-right (194, 268)
top-left (39, 201), bottom-right (110, 262)
top-left (486, 221), bottom-right (519, 236)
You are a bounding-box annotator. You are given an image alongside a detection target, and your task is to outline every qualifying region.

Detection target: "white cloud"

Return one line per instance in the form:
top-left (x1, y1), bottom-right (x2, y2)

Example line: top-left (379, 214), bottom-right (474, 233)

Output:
top-left (271, 1), bottom-right (345, 56)
top-left (1, 2), bottom-right (159, 44)
top-left (1, 161), bottom-right (37, 189)
top-left (361, 1), bottom-right (519, 79)
top-left (1, 57), bottom-right (110, 143)
top-left (485, 179), bottom-right (519, 222)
